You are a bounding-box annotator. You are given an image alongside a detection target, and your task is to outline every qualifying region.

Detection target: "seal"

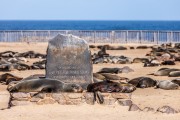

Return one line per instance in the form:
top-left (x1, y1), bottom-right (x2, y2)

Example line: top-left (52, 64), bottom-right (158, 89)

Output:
top-left (171, 78), bottom-right (180, 86)
top-left (161, 61), bottom-right (175, 65)
top-left (87, 80), bottom-right (136, 93)
top-left (152, 68), bottom-right (180, 76)
top-left (119, 83), bottom-right (136, 93)
top-left (93, 73), bottom-right (106, 80)
top-left (169, 71), bottom-right (180, 77)
top-left (128, 77), bottom-right (157, 88)
top-left (8, 78), bottom-right (83, 93)
top-left (133, 58), bottom-right (149, 63)
top-left (155, 80), bottom-right (179, 90)
top-left (100, 73), bottom-right (129, 81)
top-left (97, 68), bottom-right (122, 74)
top-left (87, 80), bottom-right (120, 93)
top-left (0, 73), bottom-right (23, 85)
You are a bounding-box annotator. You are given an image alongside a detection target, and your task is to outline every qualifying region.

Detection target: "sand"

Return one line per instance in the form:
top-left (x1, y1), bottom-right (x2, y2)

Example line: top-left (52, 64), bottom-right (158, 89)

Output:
top-left (0, 42), bottom-right (180, 120)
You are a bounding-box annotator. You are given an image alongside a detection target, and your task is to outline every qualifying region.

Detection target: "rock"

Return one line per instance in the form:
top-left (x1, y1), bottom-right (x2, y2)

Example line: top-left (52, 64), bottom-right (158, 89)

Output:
top-left (67, 93), bottom-right (82, 99)
top-left (157, 106), bottom-right (178, 114)
top-left (30, 93), bottom-right (45, 99)
top-left (0, 91), bottom-right (10, 109)
top-left (103, 99), bottom-right (117, 105)
top-left (30, 97), bottom-right (41, 102)
top-left (46, 34), bottom-right (93, 87)
top-left (84, 93), bottom-right (95, 105)
top-left (129, 104), bottom-right (141, 111)
top-left (11, 92), bottom-right (30, 99)
top-left (143, 107), bottom-right (155, 112)
top-left (37, 97), bottom-right (57, 105)
top-left (10, 100), bottom-right (34, 106)
top-left (111, 93), bottom-right (131, 99)
top-left (118, 99), bottom-right (132, 106)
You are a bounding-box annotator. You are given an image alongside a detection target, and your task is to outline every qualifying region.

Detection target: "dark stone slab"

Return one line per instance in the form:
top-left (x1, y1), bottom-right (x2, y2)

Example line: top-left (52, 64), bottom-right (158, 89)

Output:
top-left (46, 34), bottom-right (93, 86)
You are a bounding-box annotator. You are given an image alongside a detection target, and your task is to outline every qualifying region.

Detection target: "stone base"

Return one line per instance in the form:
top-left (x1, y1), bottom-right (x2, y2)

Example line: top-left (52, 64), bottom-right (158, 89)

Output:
top-left (0, 91), bottom-right (10, 110)
top-left (10, 92), bottom-right (131, 106)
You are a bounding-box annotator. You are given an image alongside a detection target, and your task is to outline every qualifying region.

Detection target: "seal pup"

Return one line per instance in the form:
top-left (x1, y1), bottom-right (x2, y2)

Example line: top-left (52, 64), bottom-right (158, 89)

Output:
top-left (8, 78), bottom-right (83, 93)
top-left (128, 77), bottom-right (157, 88)
top-left (155, 80), bottom-right (179, 90)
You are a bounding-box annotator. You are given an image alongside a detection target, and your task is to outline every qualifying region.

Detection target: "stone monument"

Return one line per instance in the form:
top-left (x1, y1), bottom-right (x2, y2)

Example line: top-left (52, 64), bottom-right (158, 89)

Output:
top-left (46, 34), bottom-right (93, 86)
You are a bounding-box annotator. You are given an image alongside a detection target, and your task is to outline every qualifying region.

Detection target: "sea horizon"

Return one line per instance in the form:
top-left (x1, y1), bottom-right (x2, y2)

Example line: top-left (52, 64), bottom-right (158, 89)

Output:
top-left (0, 20), bottom-right (180, 31)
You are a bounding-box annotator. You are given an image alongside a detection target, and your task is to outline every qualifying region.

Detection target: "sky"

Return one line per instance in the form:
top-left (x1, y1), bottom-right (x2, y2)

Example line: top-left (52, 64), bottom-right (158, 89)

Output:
top-left (0, 0), bottom-right (180, 20)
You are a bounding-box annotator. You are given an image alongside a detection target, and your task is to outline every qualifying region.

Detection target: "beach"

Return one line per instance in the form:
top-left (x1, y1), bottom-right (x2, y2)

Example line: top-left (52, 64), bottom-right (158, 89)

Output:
top-left (0, 42), bottom-right (180, 120)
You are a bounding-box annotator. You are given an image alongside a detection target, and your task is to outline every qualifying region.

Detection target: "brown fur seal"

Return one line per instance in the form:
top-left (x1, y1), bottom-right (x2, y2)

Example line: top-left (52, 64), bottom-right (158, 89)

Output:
top-left (169, 71), bottom-right (180, 77)
top-left (8, 78), bottom-right (83, 93)
top-left (153, 68), bottom-right (180, 76)
top-left (119, 83), bottom-right (136, 93)
top-left (100, 73), bottom-right (129, 81)
top-left (87, 81), bottom-right (135, 93)
top-left (155, 80), bottom-right (179, 90)
top-left (87, 81), bottom-right (120, 93)
top-left (128, 77), bottom-right (157, 88)
top-left (93, 73), bottom-right (106, 80)
top-left (97, 68), bottom-right (122, 74)
top-left (171, 78), bottom-right (180, 86)
top-left (133, 58), bottom-right (149, 63)
top-left (0, 73), bottom-right (23, 85)
top-left (136, 46), bottom-right (149, 49)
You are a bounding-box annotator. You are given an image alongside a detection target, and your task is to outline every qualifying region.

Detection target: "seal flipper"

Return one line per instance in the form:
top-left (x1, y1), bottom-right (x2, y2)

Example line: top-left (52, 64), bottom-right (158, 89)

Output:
top-left (95, 91), bottom-right (104, 104)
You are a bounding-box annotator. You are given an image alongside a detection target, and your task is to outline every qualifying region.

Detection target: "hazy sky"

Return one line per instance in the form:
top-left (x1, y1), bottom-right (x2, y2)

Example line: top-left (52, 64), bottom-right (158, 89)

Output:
top-left (0, 0), bottom-right (180, 20)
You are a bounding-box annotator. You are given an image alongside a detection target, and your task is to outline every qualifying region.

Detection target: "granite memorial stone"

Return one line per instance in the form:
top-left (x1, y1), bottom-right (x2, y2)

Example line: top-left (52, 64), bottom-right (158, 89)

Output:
top-left (46, 34), bottom-right (93, 86)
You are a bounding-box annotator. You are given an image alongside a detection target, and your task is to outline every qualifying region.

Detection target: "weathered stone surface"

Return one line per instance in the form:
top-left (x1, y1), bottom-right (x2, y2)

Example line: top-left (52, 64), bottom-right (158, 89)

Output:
top-left (51, 93), bottom-right (65, 101)
top-left (0, 91), bottom-right (10, 110)
top-left (129, 104), bottom-right (141, 111)
top-left (30, 97), bottom-right (41, 102)
top-left (51, 93), bottom-right (83, 105)
top-left (103, 99), bottom-right (117, 105)
top-left (31, 93), bottom-right (45, 99)
top-left (46, 34), bottom-right (93, 86)
top-left (118, 99), bottom-right (132, 106)
top-left (11, 100), bottom-right (34, 106)
top-left (111, 93), bottom-right (131, 99)
top-left (64, 93), bottom-right (82, 99)
top-left (84, 92), bottom-right (95, 105)
top-left (37, 97), bottom-right (57, 105)
top-left (11, 92), bottom-right (30, 99)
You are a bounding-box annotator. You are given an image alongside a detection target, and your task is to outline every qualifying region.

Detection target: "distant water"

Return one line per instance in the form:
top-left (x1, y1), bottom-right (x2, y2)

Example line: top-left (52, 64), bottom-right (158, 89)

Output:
top-left (0, 20), bottom-right (180, 30)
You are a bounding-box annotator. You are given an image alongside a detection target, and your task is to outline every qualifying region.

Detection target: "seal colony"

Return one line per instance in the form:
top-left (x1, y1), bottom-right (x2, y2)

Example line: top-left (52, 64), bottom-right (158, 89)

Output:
top-left (0, 42), bottom-right (180, 115)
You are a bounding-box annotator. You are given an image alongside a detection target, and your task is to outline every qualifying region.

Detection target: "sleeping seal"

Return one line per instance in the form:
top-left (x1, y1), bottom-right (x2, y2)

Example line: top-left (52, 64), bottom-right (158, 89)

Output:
top-left (133, 58), bottom-right (149, 63)
top-left (169, 71), bottom-right (180, 77)
top-left (153, 68), bottom-right (180, 76)
top-left (171, 78), bottom-right (180, 86)
top-left (100, 73), bottom-right (127, 80)
top-left (8, 78), bottom-right (83, 93)
top-left (128, 77), bottom-right (157, 88)
top-left (156, 80), bottom-right (179, 90)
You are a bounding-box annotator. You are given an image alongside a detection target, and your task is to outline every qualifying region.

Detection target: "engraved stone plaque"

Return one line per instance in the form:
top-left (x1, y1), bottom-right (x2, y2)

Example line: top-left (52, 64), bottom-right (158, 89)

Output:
top-left (46, 34), bottom-right (93, 86)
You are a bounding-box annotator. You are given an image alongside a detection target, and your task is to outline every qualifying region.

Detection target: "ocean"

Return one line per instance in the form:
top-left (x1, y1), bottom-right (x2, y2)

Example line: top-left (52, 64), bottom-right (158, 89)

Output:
top-left (0, 20), bottom-right (180, 30)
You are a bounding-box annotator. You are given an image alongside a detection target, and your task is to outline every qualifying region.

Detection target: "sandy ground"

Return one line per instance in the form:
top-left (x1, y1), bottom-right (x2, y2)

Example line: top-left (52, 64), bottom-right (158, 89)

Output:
top-left (0, 42), bottom-right (180, 120)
